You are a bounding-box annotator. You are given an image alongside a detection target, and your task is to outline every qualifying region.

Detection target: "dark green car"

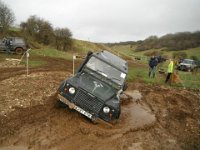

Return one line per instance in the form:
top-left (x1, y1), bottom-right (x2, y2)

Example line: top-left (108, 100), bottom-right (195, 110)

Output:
top-left (57, 50), bottom-right (128, 123)
top-left (0, 37), bottom-right (27, 55)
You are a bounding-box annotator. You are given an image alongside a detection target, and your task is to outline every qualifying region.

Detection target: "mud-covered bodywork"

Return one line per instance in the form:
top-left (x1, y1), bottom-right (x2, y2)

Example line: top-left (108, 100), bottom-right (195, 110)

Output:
top-left (0, 37), bottom-right (27, 54)
top-left (57, 50), bottom-right (128, 122)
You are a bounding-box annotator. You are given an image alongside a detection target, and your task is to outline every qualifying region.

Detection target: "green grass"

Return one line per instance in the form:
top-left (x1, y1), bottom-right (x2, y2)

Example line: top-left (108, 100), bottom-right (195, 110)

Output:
top-left (177, 47), bottom-right (200, 59)
top-left (127, 65), bottom-right (165, 85)
top-left (30, 48), bottom-right (73, 60)
top-left (20, 60), bottom-right (47, 68)
top-left (1, 40), bottom-right (199, 89)
top-left (111, 45), bottom-right (134, 55)
top-left (0, 53), bottom-right (23, 61)
top-left (111, 45), bottom-right (200, 60)
top-left (127, 61), bottom-right (200, 89)
top-left (72, 39), bottom-right (111, 54)
top-left (1, 48), bottom-right (73, 68)
top-left (176, 70), bottom-right (200, 89)
top-left (112, 45), bottom-right (200, 89)
top-left (0, 53), bottom-right (47, 68)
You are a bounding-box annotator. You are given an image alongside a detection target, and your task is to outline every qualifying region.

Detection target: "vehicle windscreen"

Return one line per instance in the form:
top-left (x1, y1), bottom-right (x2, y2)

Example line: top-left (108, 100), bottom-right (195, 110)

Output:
top-left (15, 38), bottom-right (24, 44)
top-left (85, 56), bottom-right (126, 85)
top-left (182, 60), bottom-right (193, 64)
top-left (79, 72), bottom-right (117, 100)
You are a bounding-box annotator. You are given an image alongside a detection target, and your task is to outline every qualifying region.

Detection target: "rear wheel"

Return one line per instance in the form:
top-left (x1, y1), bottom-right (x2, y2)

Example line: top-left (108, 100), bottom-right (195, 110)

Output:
top-left (15, 48), bottom-right (24, 55)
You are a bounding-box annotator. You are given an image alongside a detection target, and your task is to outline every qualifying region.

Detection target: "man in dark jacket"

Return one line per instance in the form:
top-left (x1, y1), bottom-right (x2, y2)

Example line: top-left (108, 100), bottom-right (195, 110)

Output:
top-left (148, 56), bottom-right (158, 78)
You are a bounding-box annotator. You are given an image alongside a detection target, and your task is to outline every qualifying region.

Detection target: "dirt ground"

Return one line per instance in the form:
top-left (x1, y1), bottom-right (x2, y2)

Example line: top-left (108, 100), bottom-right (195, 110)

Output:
top-left (0, 56), bottom-right (200, 150)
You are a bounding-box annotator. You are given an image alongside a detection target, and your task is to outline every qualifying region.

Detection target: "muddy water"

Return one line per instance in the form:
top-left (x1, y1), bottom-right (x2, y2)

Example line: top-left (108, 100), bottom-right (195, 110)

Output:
top-left (119, 90), bottom-right (156, 132)
top-left (122, 103), bottom-right (156, 131)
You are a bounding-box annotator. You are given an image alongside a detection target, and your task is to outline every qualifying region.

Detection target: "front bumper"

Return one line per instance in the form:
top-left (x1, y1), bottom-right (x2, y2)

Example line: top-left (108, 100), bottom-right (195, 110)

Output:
top-left (57, 93), bottom-right (118, 126)
top-left (57, 94), bottom-right (93, 119)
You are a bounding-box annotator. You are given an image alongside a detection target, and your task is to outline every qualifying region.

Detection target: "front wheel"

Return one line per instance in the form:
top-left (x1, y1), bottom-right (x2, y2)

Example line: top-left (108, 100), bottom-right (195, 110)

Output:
top-left (180, 65), bottom-right (186, 71)
top-left (15, 48), bottom-right (24, 55)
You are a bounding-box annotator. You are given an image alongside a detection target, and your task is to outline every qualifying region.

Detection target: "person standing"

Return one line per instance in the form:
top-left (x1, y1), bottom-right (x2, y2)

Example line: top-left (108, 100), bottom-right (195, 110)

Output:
top-left (148, 56), bottom-right (158, 78)
top-left (5, 38), bottom-right (11, 54)
top-left (165, 58), bottom-right (174, 84)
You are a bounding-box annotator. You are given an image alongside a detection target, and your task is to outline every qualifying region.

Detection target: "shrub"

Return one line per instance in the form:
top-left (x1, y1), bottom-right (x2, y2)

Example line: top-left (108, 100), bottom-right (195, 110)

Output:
top-left (173, 52), bottom-right (188, 59)
top-left (190, 55), bottom-right (199, 61)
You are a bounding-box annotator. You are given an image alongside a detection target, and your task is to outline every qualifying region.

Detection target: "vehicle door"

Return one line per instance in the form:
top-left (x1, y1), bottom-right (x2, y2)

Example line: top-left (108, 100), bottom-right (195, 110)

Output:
top-left (0, 39), bottom-right (7, 50)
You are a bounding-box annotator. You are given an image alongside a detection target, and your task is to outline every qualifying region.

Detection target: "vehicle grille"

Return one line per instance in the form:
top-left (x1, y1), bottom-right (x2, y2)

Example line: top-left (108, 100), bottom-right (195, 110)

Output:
top-left (73, 89), bottom-right (103, 113)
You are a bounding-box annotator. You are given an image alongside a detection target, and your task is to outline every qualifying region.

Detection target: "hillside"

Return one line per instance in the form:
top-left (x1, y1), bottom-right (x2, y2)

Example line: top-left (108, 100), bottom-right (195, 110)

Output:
top-left (3, 28), bottom-right (200, 61)
top-left (107, 31), bottom-right (200, 52)
top-left (71, 39), bottom-right (112, 53)
top-left (108, 44), bottom-right (200, 60)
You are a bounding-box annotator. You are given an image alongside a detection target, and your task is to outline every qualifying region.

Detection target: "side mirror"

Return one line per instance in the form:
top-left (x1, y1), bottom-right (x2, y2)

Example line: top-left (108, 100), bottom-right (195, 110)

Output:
top-left (123, 83), bottom-right (128, 91)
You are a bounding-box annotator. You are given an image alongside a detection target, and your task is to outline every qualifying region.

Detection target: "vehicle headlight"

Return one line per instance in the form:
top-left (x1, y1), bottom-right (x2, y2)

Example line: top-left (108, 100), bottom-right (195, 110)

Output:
top-left (103, 106), bottom-right (110, 113)
top-left (69, 87), bottom-right (75, 94)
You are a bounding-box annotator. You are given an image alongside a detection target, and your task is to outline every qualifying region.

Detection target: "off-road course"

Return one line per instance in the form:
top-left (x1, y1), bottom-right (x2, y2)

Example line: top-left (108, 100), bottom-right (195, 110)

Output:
top-left (0, 57), bottom-right (200, 150)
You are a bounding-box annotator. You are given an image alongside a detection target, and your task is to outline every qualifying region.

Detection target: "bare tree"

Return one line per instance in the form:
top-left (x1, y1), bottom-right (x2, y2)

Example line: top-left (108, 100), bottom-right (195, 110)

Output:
top-left (0, 0), bottom-right (15, 35)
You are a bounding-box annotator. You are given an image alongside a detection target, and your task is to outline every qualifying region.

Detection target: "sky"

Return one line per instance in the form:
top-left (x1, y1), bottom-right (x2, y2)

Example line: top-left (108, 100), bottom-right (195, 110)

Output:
top-left (2, 0), bottom-right (200, 43)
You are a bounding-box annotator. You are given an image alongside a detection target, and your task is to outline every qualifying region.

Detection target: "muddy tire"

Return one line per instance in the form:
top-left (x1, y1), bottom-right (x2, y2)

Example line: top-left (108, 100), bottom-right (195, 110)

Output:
top-left (15, 48), bottom-right (24, 55)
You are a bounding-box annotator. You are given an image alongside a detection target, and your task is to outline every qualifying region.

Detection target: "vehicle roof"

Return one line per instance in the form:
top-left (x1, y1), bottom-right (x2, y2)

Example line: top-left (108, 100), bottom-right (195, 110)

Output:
top-left (93, 50), bottom-right (128, 74)
top-left (183, 59), bottom-right (195, 61)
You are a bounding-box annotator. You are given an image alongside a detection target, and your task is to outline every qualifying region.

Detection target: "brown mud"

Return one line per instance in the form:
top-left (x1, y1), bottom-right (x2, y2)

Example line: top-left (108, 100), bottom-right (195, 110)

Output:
top-left (0, 56), bottom-right (200, 150)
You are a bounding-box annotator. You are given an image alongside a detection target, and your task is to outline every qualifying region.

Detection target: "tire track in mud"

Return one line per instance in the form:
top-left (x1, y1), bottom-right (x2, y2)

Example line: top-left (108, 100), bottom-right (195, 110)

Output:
top-left (0, 56), bottom-right (75, 81)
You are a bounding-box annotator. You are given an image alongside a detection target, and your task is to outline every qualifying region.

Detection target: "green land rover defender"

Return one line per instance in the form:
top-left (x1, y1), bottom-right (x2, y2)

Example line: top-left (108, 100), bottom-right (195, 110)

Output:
top-left (57, 50), bottom-right (128, 123)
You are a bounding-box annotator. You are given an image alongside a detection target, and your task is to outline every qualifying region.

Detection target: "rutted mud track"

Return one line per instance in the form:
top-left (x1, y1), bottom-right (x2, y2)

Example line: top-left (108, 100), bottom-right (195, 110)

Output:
top-left (0, 57), bottom-right (200, 150)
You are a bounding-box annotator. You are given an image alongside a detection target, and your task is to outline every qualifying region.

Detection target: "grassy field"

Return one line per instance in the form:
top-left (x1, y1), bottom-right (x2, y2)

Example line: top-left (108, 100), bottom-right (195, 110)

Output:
top-left (72, 39), bottom-right (111, 54)
top-left (177, 70), bottom-right (200, 89)
top-left (30, 48), bottom-right (73, 60)
top-left (127, 60), bottom-right (200, 89)
top-left (0, 48), bottom-right (73, 68)
top-left (25, 48), bottom-right (73, 67)
top-left (20, 59), bottom-right (47, 67)
top-left (29, 46), bottom-right (200, 89)
top-left (111, 45), bottom-right (200, 60)
top-left (1, 40), bottom-right (200, 89)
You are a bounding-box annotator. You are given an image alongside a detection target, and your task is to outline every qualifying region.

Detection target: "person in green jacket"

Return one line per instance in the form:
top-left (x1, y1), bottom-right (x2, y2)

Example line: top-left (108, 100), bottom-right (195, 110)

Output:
top-left (165, 58), bottom-right (174, 84)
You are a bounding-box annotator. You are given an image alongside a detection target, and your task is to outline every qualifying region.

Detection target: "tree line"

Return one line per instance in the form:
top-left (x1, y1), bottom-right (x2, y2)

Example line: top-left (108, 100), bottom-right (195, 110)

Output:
top-left (135, 32), bottom-right (200, 51)
top-left (106, 31), bottom-right (200, 51)
top-left (0, 0), bottom-right (72, 51)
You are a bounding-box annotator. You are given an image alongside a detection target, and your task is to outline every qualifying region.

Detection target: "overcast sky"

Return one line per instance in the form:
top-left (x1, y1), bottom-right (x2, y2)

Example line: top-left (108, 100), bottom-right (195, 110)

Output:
top-left (2, 0), bottom-right (200, 42)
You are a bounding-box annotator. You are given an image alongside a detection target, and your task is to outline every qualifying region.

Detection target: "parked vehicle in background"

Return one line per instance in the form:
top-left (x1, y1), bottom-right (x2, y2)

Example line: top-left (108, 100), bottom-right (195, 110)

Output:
top-left (195, 60), bottom-right (200, 68)
top-left (57, 50), bottom-right (128, 123)
top-left (0, 37), bottom-right (27, 55)
top-left (177, 59), bottom-right (197, 72)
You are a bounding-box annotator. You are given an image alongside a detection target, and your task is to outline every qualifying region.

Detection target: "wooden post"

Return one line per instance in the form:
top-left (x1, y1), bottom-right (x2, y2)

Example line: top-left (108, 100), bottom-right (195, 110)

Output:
top-left (26, 51), bottom-right (29, 76)
top-left (73, 55), bottom-right (76, 75)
